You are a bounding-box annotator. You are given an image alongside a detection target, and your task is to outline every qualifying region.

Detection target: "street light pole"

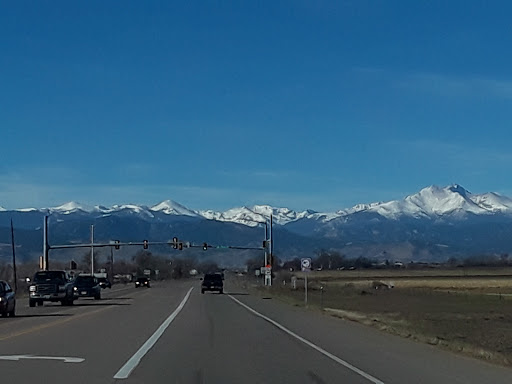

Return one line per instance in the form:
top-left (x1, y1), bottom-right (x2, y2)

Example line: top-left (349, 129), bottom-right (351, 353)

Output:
top-left (10, 219), bottom-right (18, 291)
top-left (110, 246), bottom-right (114, 278)
top-left (90, 225), bottom-right (94, 275)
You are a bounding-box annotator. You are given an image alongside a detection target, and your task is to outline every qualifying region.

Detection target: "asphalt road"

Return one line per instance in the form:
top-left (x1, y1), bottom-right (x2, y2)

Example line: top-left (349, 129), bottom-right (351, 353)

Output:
top-left (0, 277), bottom-right (511, 384)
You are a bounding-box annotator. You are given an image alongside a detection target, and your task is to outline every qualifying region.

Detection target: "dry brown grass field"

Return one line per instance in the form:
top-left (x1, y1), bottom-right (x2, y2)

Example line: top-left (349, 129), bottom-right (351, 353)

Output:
top-left (245, 267), bottom-right (512, 366)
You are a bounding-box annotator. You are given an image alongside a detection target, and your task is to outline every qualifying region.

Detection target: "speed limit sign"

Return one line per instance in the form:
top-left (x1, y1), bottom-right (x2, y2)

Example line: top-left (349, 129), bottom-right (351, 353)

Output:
top-left (301, 258), bottom-right (311, 272)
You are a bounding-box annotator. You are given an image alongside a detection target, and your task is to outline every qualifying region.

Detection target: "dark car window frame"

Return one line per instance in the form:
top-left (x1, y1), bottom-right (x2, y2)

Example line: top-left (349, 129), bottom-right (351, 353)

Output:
top-left (75, 276), bottom-right (98, 285)
top-left (33, 271), bottom-right (66, 282)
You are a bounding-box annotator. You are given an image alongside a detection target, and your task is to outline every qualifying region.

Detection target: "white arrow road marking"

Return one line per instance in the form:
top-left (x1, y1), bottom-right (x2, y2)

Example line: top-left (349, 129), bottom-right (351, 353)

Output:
top-left (0, 355), bottom-right (84, 363)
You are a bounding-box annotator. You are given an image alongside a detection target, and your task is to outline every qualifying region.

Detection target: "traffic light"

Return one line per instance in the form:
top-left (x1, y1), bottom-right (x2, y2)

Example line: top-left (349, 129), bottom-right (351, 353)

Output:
top-left (263, 240), bottom-right (267, 248)
top-left (203, 242), bottom-right (208, 251)
top-left (172, 237), bottom-right (178, 249)
top-left (178, 242), bottom-right (183, 251)
top-left (115, 240), bottom-right (120, 250)
top-left (70, 260), bottom-right (77, 270)
top-left (143, 240), bottom-right (149, 249)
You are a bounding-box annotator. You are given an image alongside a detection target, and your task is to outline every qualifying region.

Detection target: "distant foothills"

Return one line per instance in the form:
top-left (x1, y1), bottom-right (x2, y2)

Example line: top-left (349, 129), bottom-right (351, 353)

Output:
top-left (1, 184), bottom-right (512, 267)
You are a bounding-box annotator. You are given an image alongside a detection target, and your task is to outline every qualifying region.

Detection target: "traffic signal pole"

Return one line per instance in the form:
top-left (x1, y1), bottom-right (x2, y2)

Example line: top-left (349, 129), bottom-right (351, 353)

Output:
top-left (269, 214), bottom-right (273, 286)
top-left (43, 216), bottom-right (49, 270)
top-left (41, 215), bottom-right (267, 271)
top-left (90, 225), bottom-right (95, 275)
top-left (264, 222), bottom-right (268, 268)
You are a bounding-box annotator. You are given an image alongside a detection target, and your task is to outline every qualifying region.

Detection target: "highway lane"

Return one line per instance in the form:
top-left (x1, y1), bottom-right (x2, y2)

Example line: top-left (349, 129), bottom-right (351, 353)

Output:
top-left (0, 280), bottom-right (194, 383)
top-left (0, 283), bottom-right (137, 341)
top-left (0, 277), bottom-right (511, 383)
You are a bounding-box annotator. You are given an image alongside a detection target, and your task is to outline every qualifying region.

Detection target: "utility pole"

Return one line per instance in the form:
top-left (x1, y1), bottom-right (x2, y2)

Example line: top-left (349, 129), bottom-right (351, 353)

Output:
top-left (110, 245), bottom-right (114, 278)
top-left (10, 219), bottom-right (18, 291)
top-left (90, 225), bottom-right (94, 275)
top-left (43, 216), bottom-right (49, 270)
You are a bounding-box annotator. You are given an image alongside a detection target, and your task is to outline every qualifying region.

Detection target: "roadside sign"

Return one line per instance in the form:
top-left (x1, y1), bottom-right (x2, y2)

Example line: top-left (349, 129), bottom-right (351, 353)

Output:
top-left (301, 258), bottom-right (312, 272)
top-left (301, 258), bottom-right (312, 307)
top-left (265, 267), bottom-right (272, 275)
top-left (143, 269), bottom-right (151, 276)
top-left (255, 270), bottom-right (261, 276)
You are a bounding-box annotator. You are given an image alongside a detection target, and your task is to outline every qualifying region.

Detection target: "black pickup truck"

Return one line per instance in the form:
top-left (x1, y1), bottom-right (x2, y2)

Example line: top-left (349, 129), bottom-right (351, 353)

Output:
top-left (29, 270), bottom-right (75, 307)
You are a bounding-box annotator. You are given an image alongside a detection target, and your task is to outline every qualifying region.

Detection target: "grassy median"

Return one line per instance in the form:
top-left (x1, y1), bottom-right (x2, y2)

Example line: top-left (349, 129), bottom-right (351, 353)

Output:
top-left (242, 268), bottom-right (512, 366)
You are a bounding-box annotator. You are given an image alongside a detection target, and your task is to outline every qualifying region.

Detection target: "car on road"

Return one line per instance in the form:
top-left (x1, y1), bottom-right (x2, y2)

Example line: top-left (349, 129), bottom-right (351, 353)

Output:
top-left (0, 280), bottom-right (15, 317)
top-left (201, 273), bottom-right (224, 294)
top-left (97, 277), bottom-right (112, 289)
top-left (29, 270), bottom-right (75, 307)
top-left (73, 275), bottom-right (101, 300)
top-left (135, 277), bottom-right (150, 288)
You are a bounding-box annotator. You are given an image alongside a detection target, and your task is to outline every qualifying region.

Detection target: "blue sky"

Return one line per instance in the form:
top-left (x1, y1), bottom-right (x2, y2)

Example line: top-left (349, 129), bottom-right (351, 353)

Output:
top-left (2, 1), bottom-right (512, 212)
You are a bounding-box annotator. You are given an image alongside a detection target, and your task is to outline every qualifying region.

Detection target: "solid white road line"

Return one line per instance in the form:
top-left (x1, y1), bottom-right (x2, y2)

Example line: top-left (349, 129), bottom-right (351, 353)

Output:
top-left (113, 287), bottom-right (194, 379)
top-left (228, 295), bottom-right (386, 384)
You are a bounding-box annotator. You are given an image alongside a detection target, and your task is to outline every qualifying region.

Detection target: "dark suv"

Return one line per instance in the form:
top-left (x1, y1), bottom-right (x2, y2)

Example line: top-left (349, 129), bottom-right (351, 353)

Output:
top-left (73, 275), bottom-right (101, 300)
top-left (135, 277), bottom-right (150, 288)
top-left (201, 273), bottom-right (224, 294)
top-left (29, 270), bottom-right (75, 307)
top-left (0, 280), bottom-right (15, 317)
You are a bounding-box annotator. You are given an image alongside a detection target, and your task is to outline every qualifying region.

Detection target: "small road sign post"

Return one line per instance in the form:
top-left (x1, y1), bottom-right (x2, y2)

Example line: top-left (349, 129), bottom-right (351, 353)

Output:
top-left (301, 258), bottom-right (311, 306)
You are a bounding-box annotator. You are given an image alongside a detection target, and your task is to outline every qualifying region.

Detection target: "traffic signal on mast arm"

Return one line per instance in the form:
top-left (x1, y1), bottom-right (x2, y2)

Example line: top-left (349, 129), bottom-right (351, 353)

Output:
top-left (178, 242), bottom-right (183, 251)
top-left (173, 237), bottom-right (178, 250)
top-left (143, 240), bottom-right (149, 249)
top-left (114, 240), bottom-right (120, 250)
top-left (203, 242), bottom-right (208, 251)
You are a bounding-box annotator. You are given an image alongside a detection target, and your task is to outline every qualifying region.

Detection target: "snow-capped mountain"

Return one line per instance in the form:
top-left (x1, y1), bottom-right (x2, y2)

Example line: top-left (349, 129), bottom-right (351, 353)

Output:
top-left (199, 207), bottom-right (266, 227)
top-left (469, 192), bottom-right (512, 213)
top-left (151, 200), bottom-right (199, 217)
top-left (3, 184), bottom-right (512, 228)
top-left (199, 205), bottom-right (319, 227)
top-left (48, 201), bottom-right (96, 214)
top-left (3, 184), bottom-right (512, 264)
top-left (333, 184), bottom-right (512, 220)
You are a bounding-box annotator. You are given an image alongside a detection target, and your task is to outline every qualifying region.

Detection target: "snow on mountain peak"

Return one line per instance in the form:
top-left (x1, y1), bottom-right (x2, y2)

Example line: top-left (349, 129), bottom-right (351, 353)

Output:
top-left (50, 201), bottom-right (95, 214)
top-left (2, 184), bottom-right (511, 227)
top-left (199, 206), bottom-right (266, 227)
top-left (470, 192), bottom-right (512, 212)
top-left (340, 184), bottom-right (512, 220)
top-left (389, 184), bottom-right (482, 217)
top-left (0, 206), bottom-right (6, 212)
top-left (150, 200), bottom-right (199, 217)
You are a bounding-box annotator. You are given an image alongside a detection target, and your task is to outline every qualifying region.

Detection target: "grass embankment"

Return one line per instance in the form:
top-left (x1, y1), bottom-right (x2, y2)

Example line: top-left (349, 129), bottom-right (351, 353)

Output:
top-left (243, 268), bottom-right (512, 366)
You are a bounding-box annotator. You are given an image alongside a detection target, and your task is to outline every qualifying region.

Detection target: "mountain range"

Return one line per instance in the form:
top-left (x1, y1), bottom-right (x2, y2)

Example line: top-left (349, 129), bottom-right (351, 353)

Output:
top-left (2, 184), bottom-right (512, 266)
